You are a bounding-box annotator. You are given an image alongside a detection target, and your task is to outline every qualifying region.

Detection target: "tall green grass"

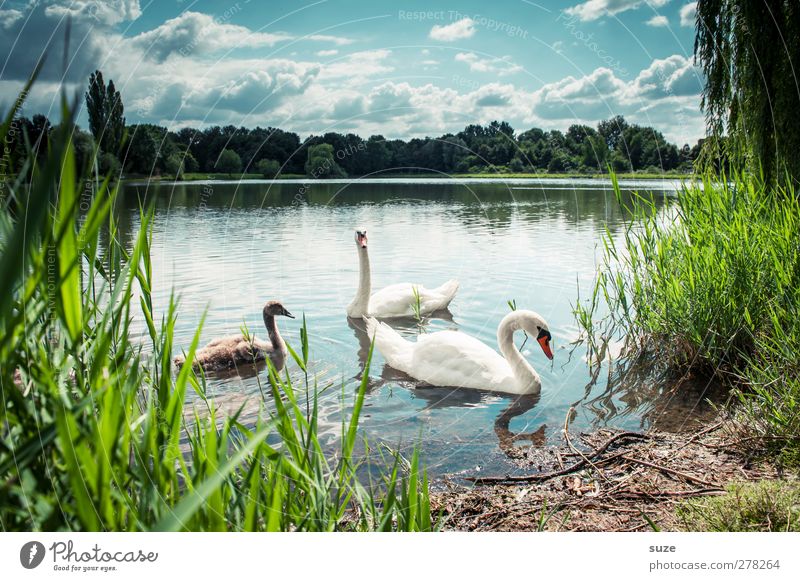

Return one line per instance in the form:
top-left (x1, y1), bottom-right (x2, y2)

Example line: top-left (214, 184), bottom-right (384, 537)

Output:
top-left (575, 173), bottom-right (800, 466)
top-left (0, 90), bottom-right (435, 531)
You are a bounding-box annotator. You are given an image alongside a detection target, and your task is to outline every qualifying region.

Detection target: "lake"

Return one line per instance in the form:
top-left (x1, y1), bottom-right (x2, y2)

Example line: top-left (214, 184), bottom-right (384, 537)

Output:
top-left (118, 177), bottom-right (720, 477)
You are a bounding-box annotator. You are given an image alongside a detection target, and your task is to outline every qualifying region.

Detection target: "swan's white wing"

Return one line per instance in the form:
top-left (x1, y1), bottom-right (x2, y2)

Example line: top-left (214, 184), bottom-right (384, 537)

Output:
top-left (364, 317), bottom-right (414, 373)
top-left (368, 283), bottom-right (423, 317)
top-left (369, 280), bottom-right (459, 318)
top-left (410, 331), bottom-right (515, 391)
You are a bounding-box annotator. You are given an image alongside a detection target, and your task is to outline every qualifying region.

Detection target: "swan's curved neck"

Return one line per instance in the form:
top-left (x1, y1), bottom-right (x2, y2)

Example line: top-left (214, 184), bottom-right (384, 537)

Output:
top-left (497, 312), bottom-right (541, 393)
top-left (263, 313), bottom-right (285, 353)
top-left (348, 246), bottom-right (371, 317)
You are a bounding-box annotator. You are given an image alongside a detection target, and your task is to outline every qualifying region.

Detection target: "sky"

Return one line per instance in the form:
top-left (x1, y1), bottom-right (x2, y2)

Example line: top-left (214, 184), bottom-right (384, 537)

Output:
top-left (0, 0), bottom-right (704, 145)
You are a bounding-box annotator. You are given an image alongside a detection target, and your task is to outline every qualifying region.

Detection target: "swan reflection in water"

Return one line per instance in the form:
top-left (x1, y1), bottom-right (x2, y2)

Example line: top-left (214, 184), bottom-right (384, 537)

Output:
top-left (413, 388), bottom-right (547, 458)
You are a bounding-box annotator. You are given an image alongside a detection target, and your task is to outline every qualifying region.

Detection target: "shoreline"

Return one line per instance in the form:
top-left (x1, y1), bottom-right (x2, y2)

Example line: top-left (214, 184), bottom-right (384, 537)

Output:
top-left (120, 171), bottom-right (694, 184)
top-left (432, 419), bottom-right (790, 532)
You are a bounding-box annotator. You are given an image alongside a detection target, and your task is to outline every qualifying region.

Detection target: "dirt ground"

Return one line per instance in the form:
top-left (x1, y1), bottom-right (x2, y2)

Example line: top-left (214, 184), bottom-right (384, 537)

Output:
top-left (431, 419), bottom-right (785, 531)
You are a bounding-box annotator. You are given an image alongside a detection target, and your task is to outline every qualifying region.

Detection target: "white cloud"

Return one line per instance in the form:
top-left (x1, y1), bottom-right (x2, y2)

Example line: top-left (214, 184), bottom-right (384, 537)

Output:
top-left (44, 0), bottom-right (141, 27)
top-left (646, 15), bottom-right (669, 27)
top-left (680, 2), bottom-right (696, 27)
top-left (0, 9), bottom-right (24, 29)
top-left (317, 49), bottom-right (393, 81)
top-left (0, 0), bottom-right (144, 82)
top-left (127, 12), bottom-right (292, 62)
top-left (630, 54), bottom-right (702, 98)
top-left (307, 34), bottom-right (354, 46)
top-left (565, 0), bottom-right (670, 22)
top-left (0, 3), bottom-right (705, 147)
top-left (316, 49), bottom-right (339, 57)
top-left (454, 53), bottom-right (522, 76)
top-left (429, 18), bottom-right (476, 41)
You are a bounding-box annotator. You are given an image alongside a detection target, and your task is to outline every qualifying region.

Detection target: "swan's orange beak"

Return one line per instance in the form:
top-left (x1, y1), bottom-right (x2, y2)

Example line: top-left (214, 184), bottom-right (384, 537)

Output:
top-left (356, 232), bottom-right (368, 248)
top-left (538, 336), bottom-right (554, 360)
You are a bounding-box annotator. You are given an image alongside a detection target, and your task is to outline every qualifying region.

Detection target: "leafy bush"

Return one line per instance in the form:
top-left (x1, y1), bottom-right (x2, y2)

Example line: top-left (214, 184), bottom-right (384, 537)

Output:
top-left (216, 148), bottom-right (242, 175)
top-left (256, 158), bottom-right (280, 178)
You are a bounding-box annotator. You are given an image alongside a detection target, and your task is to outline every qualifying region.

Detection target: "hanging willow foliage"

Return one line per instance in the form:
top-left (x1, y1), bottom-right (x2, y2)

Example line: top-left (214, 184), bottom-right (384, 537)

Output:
top-left (694, 0), bottom-right (800, 183)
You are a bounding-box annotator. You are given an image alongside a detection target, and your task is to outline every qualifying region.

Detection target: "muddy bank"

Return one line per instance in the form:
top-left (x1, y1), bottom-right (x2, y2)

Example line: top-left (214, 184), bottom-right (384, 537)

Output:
top-left (432, 420), bottom-right (787, 531)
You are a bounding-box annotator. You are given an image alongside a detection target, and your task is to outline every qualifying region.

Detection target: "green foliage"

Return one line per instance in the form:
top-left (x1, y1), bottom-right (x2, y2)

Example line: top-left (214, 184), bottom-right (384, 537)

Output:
top-left (216, 148), bottom-right (242, 175)
top-left (98, 151), bottom-right (121, 175)
top-left (121, 123), bottom-right (169, 175)
top-left (163, 152), bottom-right (185, 179)
top-left (305, 143), bottom-right (346, 178)
top-left (575, 173), bottom-right (800, 465)
top-left (695, 0), bottom-right (800, 182)
top-left (21, 78), bottom-right (696, 179)
top-left (0, 88), bottom-right (435, 532)
top-left (256, 158), bottom-right (281, 178)
top-left (677, 481), bottom-right (800, 531)
top-left (85, 70), bottom-right (125, 155)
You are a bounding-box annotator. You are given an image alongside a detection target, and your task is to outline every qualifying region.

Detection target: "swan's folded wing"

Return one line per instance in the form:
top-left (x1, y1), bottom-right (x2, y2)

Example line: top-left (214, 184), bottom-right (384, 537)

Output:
top-left (369, 283), bottom-right (420, 317)
top-left (419, 279), bottom-right (459, 312)
top-left (412, 331), bottom-right (513, 390)
top-left (369, 280), bottom-right (458, 317)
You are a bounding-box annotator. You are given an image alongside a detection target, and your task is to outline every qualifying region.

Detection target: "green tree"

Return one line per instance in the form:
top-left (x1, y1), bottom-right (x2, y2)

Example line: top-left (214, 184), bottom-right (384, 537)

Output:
top-left (121, 124), bottom-right (164, 175)
top-left (695, 0), bottom-right (800, 182)
top-left (256, 158), bottom-right (281, 178)
top-left (163, 153), bottom-right (185, 178)
top-left (305, 143), bottom-right (345, 177)
top-left (85, 70), bottom-right (125, 155)
top-left (216, 148), bottom-right (242, 175)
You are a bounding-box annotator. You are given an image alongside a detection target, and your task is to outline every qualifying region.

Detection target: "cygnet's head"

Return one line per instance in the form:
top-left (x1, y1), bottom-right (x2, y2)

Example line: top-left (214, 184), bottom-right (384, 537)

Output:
top-left (263, 300), bottom-right (295, 319)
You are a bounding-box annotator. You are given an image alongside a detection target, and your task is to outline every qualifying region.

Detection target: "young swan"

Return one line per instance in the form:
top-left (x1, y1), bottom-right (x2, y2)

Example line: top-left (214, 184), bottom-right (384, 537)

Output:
top-left (174, 300), bottom-right (294, 373)
top-left (347, 229), bottom-right (459, 318)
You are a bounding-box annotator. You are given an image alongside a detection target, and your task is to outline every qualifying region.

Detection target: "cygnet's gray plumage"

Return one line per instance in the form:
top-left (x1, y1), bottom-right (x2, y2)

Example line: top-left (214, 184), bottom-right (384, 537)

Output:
top-left (174, 300), bottom-right (294, 372)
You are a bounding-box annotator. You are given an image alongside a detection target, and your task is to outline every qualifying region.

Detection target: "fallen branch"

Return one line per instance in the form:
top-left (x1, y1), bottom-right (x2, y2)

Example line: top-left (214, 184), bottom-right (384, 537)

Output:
top-left (466, 431), bottom-right (648, 485)
top-left (619, 454), bottom-right (720, 487)
top-left (614, 488), bottom-right (726, 499)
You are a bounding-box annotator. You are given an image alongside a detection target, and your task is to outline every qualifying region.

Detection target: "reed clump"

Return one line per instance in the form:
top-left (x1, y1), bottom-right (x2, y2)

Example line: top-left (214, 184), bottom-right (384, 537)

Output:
top-left (575, 173), bottom-right (800, 467)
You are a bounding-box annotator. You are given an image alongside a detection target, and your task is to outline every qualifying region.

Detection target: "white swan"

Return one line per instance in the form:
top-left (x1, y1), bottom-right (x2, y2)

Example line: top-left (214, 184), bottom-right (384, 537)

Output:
top-left (346, 229), bottom-right (459, 318)
top-left (365, 309), bottom-right (554, 395)
top-left (174, 300), bottom-right (294, 372)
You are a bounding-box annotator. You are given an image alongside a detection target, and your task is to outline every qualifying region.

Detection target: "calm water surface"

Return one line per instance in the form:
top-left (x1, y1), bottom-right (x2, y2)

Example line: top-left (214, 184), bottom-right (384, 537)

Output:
top-left (118, 178), bottom-right (718, 477)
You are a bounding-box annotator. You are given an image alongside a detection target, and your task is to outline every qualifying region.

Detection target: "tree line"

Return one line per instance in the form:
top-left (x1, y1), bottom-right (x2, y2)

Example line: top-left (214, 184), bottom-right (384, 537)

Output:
top-left (4, 70), bottom-right (703, 179)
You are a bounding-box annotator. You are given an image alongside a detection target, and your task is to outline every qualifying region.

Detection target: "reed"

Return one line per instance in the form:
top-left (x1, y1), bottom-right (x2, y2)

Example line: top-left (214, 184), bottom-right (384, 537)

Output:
top-left (0, 88), bottom-right (436, 531)
top-left (574, 172), bottom-right (800, 466)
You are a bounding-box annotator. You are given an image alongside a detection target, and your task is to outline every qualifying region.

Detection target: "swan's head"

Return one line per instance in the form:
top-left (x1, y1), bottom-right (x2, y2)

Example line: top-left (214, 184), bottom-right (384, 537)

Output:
top-left (517, 311), bottom-right (553, 360)
top-left (263, 300), bottom-right (295, 319)
top-left (354, 229), bottom-right (368, 249)
top-left (536, 325), bottom-right (554, 360)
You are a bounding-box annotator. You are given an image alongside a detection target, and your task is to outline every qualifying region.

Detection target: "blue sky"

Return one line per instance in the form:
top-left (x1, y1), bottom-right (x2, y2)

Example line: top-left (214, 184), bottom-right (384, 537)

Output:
top-left (0, 0), bottom-right (704, 144)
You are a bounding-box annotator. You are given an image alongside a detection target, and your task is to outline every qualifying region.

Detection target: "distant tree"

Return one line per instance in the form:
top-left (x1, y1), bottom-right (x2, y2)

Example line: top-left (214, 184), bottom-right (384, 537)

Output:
top-left (598, 116), bottom-right (629, 151)
top-left (305, 143), bottom-right (345, 177)
top-left (216, 148), bottom-right (242, 175)
top-left (582, 134), bottom-right (608, 170)
top-left (695, 0), bottom-right (800, 182)
top-left (98, 151), bottom-right (121, 175)
top-left (121, 124), bottom-right (166, 175)
top-left (182, 150), bottom-right (199, 173)
top-left (163, 153), bottom-right (185, 178)
top-left (85, 70), bottom-right (125, 155)
top-left (69, 127), bottom-right (95, 173)
top-left (256, 158), bottom-right (281, 178)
